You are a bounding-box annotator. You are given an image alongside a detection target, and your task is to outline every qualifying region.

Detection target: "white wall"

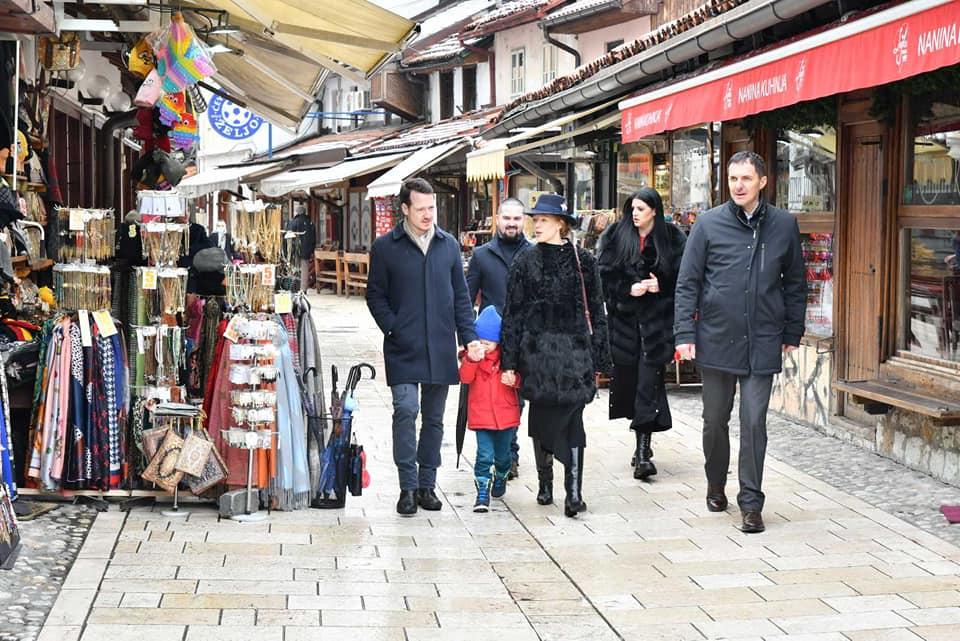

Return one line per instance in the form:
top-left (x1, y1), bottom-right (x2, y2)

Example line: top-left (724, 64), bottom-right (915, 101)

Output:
top-left (429, 71), bottom-right (441, 123)
top-left (493, 23), bottom-right (577, 106)
top-left (578, 16), bottom-right (652, 64)
top-left (477, 61), bottom-right (491, 108)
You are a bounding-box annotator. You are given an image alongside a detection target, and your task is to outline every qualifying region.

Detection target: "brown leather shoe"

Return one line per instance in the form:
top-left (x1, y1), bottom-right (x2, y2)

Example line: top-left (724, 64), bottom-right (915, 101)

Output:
top-left (741, 511), bottom-right (765, 533)
top-left (706, 486), bottom-right (728, 512)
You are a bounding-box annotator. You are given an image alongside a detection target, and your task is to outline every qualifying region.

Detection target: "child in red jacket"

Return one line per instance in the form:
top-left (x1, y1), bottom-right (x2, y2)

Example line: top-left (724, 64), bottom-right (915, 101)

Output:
top-left (460, 306), bottom-right (521, 513)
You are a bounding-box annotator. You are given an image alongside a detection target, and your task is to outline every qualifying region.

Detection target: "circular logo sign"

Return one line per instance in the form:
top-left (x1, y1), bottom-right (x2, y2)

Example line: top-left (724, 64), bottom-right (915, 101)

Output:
top-left (208, 95), bottom-right (263, 140)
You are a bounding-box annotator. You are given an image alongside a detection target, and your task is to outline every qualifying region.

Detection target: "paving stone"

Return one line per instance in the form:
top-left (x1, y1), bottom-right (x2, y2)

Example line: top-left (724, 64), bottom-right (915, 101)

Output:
top-left (160, 594), bottom-right (286, 609)
top-left (79, 624), bottom-right (185, 641)
top-left (287, 595), bottom-right (363, 610)
top-left (773, 611), bottom-right (914, 634)
top-left (255, 609), bottom-right (320, 626)
top-left (320, 609), bottom-right (438, 627)
top-left (118, 593), bottom-right (162, 608)
top-left (285, 629), bottom-right (404, 641)
top-left (823, 594), bottom-right (918, 613)
top-left (183, 625), bottom-right (283, 641)
top-left (87, 607), bottom-right (220, 625)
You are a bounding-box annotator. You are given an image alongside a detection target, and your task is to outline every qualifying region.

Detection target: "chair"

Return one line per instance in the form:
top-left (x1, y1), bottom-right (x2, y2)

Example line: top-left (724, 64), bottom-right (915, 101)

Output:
top-left (314, 249), bottom-right (343, 295)
top-left (342, 252), bottom-right (370, 297)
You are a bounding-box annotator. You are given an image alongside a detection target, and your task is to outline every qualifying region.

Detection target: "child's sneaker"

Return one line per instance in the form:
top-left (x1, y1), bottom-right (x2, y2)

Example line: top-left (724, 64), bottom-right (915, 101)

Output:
top-left (473, 479), bottom-right (491, 513)
top-left (492, 475), bottom-right (507, 498)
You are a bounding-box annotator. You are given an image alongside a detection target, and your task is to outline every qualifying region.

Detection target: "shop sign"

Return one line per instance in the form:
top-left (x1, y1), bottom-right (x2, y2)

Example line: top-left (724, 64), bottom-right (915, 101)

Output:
top-left (208, 95), bottom-right (264, 140)
top-left (621, 0), bottom-right (960, 143)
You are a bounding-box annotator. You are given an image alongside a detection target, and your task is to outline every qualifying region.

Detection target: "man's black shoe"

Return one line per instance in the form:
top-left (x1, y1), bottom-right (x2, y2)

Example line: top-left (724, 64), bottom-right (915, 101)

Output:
top-left (416, 488), bottom-right (443, 511)
top-left (741, 511), bottom-right (765, 533)
top-left (397, 490), bottom-right (417, 516)
top-left (706, 486), bottom-right (728, 512)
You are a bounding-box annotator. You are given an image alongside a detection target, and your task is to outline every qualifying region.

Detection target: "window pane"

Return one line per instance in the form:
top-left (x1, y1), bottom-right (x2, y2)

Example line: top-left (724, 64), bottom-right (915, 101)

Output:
top-left (775, 127), bottom-right (836, 213)
top-left (575, 163), bottom-right (593, 212)
top-left (671, 126), bottom-right (712, 214)
top-left (802, 232), bottom-right (834, 337)
top-left (904, 129), bottom-right (960, 205)
top-left (905, 228), bottom-right (960, 362)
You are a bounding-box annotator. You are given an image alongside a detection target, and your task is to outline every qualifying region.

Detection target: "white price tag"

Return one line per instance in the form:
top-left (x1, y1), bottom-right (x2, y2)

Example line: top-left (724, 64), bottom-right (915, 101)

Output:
top-left (261, 265), bottom-right (276, 287)
top-left (274, 291), bottom-right (292, 314)
top-left (93, 310), bottom-right (118, 338)
top-left (78, 310), bottom-right (92, 347)
top-left (69, 209), bottom-right (85, 232)
top-left (142, 268), bottom-right (158, 290)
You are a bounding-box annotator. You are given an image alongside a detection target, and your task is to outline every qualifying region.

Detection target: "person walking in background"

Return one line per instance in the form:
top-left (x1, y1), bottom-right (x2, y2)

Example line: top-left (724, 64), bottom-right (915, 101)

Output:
top-left (367, 178), bottom-right (481, 516)
top-left (286, 203), bottom-right (316, 292)
top-left (598, 187), bottom-right (686, 481)
top-left (674, 151), bottom-right (807, 533)
top-left (500, 193), bottom-right (610, 518)
top-left (459, 306), bottom-right (521, 513)
top-left (466, 197), bottom-right (531, 479)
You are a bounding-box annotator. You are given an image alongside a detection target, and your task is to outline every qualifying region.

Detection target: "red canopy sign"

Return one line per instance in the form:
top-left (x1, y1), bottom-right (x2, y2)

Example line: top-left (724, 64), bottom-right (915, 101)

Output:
top-left (621, 0), bottom-right (960, 143)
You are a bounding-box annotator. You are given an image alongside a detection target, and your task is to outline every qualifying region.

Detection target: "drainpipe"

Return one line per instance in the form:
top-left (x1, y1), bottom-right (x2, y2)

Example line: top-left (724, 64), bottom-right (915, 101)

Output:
top-left (100, 109), bottom-right (138, 211)
top-left (542, 26), bottom-right (580, 68)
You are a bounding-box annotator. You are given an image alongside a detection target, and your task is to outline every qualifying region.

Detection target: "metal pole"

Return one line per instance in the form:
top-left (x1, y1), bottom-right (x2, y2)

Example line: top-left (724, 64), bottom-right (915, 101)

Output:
top-left (13, 38), bottom-right (20, 192)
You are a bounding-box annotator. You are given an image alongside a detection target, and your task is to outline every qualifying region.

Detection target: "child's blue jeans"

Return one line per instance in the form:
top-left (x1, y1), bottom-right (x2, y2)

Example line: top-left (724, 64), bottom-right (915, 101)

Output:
top-left (475, 428), bottom-right (518, 482)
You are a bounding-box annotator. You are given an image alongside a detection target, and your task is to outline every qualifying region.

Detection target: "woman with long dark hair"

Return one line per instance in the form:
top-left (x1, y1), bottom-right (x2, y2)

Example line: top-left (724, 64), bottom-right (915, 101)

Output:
top-left (597, 187), bottom-right (686, 480)
top-left (500, 193), bottom-right (610, 518)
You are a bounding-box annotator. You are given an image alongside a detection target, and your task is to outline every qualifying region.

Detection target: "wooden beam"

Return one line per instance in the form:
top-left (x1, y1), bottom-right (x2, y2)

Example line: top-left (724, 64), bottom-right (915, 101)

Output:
top-left (0, 0), bottom-right (55, 33)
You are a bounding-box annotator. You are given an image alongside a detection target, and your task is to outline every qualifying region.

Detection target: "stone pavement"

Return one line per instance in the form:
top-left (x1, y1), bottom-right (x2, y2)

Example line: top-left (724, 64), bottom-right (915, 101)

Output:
top-left (31, 293), bottom-right (960, 641)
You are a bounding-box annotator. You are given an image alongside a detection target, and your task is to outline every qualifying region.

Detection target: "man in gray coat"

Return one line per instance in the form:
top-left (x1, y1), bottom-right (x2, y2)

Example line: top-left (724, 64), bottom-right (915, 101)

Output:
top-left (674, 151), bottom-right (806, 533)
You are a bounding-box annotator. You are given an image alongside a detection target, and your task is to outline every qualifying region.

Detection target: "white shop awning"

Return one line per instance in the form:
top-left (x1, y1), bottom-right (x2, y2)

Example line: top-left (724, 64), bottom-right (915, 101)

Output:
top-left (258, 153), bottom-right (407, 197)
top-left (177, 162), bottom-right (280, 199)
top-left (366, 140), bottom-right (468, 199)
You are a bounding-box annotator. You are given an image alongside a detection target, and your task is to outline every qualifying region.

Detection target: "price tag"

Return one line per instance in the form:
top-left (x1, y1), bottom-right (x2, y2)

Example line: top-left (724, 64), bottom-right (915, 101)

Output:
top-left (78, 310), bottom-right (93, 347)
top-left (69, 209), bottom-right (85, 231)
top-left (261, 264), bottom-right (276, 287)
top-left (274, 291), bottom-right (292, 314)
top-left (223, 315), bottom-right (241, 343)
top-left (93, 310), bottom-right (118, 337)
top-left (142, 268), bottom-right (158, 290)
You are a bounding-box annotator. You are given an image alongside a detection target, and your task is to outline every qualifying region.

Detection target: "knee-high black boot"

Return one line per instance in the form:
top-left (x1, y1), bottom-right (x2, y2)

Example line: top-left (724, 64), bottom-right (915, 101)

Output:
top-left (634, 431), bottom-right (657, 480)
top-left (564, 447), bottom-right (585, 518)
top-left (531, 438), bottom-right (553, 505)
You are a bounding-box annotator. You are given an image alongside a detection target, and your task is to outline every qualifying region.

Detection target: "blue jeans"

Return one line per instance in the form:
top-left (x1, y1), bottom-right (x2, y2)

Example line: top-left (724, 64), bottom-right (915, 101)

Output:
top-left (391, 383), bottom-right (449, 491)
top-left (475, 428), bottom-right (518, 482)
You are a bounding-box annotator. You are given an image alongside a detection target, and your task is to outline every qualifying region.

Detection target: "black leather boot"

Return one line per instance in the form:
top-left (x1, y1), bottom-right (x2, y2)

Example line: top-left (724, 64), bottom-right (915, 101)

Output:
top-left (634, 432), bottom-right (657, 480)
top-left (532, 438), bottom-right (554, 505)
top-left (564, 447), bottom-right (584, 518)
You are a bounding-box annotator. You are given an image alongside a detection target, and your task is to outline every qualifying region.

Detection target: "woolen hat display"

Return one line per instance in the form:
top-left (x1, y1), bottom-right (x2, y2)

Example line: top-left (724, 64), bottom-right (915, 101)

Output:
top-left (474, 305), bottom-right (502, 342)
top-left (526, 192), bottom-right (577, 224)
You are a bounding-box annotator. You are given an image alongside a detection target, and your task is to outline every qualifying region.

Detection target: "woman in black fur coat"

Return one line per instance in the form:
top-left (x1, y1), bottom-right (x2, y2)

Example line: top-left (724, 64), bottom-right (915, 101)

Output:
top-left (500, 194), bottom-right (610, 518)
top-left (597, 188), bottom-right (686, 480)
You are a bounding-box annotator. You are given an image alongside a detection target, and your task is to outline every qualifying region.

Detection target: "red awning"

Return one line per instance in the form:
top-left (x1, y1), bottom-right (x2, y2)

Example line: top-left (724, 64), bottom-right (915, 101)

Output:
top-left (620, 0), bottom-right (960, 143)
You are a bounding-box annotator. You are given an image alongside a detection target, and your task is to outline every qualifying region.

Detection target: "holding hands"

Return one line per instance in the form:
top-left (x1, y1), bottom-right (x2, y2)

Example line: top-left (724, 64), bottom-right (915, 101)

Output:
top-left (501, 370), bottom-right (517, 387)
top-left (466, 340), bottom-right (486, 362)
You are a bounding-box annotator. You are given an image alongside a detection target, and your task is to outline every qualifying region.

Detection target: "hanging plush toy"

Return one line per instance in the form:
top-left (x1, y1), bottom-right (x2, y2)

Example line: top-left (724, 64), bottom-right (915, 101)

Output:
top-left (170, 112), bottom-right (198, 151)
top-left (153, 13), bottom-right (217, 94)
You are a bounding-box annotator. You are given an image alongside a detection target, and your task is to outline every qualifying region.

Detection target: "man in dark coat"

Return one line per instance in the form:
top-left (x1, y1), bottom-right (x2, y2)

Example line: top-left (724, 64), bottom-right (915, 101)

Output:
top-left (466, 197), bottom-right (530, 478)
top-left (675, 151), bottom-right (807, 534)
top-left (367, 178), bottom-right (480, 516)
top-left (286, 204), bottom-right (317, 292)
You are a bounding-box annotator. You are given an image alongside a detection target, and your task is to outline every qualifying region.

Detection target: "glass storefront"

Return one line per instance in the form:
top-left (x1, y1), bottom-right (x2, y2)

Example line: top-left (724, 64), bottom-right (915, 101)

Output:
top-left (671, 126), bottom-right (713, 221)
top-left (802, 232), bottom-right (834, 337)
top-left (776, 127), bottom-right (836, 214)
top-left (905, 228), bottom-right (960, 363)
top-left (905, 127), bottom-right (960, 206)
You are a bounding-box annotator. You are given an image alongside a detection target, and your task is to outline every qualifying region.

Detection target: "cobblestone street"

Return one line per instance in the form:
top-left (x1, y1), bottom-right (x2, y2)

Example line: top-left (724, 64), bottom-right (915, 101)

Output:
top-left (22, 294), bottom-right (960, 641)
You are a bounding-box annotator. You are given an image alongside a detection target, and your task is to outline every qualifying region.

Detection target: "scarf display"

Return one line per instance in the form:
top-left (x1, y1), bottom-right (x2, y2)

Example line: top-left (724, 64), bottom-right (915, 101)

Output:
top-left (26, 313), bottom-right (130, 492)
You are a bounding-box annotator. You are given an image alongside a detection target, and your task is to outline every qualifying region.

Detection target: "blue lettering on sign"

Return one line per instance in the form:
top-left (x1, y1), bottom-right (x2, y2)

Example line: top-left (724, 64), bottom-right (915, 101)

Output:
top-left (208, 95), bottom-right (263, 140)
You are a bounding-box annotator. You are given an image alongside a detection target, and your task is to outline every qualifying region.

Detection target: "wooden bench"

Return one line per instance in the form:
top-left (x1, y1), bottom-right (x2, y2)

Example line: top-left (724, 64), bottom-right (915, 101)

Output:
top-left (342, 252), bottom-right (370, 297)
top-left (834, 379), bottom-right (960, 424)
top-left (314, 249), bottom-right (343, 295)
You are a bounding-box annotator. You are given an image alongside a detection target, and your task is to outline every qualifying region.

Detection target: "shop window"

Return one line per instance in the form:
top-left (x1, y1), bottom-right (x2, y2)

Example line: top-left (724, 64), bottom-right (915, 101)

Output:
top-left (575, 162), bottom-right (593, 212)
top-left (606, 40), bottom-right (624, 53)
top-left (511, 48), bottom-right (525, 97)
top-left (775, 127), bottom-right (836, 214)
top-left (903, 228), bottom-right (960, 363)
top-left (905, 127), bottom-right (960, 206)
top-left (671, 126), bottom-right (713, 221)
top-left (802, 233), bottom-right (834, 337)
top-left (616, 142), bottom-right (652, 205)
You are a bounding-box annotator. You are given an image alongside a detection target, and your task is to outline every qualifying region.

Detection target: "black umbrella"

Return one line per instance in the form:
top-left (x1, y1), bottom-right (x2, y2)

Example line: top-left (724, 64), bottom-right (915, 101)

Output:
top-left (455, 383), bottom-right (470, 469)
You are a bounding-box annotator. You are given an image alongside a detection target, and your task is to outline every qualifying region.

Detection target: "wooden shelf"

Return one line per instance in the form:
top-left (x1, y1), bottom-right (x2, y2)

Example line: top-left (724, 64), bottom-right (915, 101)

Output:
top-left (835, 379), bottom-right (960, 424)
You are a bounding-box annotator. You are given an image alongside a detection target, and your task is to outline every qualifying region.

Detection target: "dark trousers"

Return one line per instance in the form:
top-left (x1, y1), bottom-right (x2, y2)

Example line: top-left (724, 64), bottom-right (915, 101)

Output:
top-left (510, 397), bottom-right (525, 463)
top-left (700, 368), bottom-right (774, 512)
top-left (390, 383), bottom-right (449, 490)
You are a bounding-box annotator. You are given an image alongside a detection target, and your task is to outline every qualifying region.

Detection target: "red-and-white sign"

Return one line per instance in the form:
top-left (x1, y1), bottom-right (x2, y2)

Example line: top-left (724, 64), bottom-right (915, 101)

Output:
top-left (621, 0), bottom-right (960, 143)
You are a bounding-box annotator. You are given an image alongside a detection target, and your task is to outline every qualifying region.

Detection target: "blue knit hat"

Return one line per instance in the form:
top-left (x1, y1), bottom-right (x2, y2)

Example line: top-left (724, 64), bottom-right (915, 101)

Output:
top-left (475, 306), bottom-right (502, 342)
